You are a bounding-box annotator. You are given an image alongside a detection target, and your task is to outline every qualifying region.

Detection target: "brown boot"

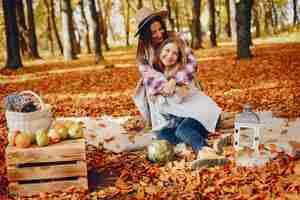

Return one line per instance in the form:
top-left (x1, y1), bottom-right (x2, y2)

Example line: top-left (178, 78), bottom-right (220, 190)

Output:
top-left (213, 133), bottom-right (234, 154)
top-left (191, 147), bottom-right (229, 170)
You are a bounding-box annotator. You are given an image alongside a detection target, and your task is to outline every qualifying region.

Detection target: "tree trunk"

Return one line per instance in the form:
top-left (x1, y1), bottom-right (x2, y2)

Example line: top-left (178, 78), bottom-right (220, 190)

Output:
top-left (160, 0), bottom-right (164, 7)
top-left (252, 4), bottom-right (260, 38)
top-left (16, 0), bottom-right (29, 57)
top-left (279, 8), bottom-right (288, 30)
top-left (61, 0), bottom-right (76, 60)
top-left (225, 0), bottom-right (231, 37)
top-left (71, 19), bottom-right (80, 55)
top-left (79, 0), bottom-right (91, 54)
top-left (174, 0), bottom-right (180, 32)
top-left (183, 0), bottom-right (191, 30)
top-left (43, 0), bottom-right (54, 55)
top-left (151, 0), bottom-right (156, 9)
top-left (137, 0), bottom-right (143, 9)
top-left (88, 0), bottom-right (104, 63)
top-left (229, 0), bottom-right (237, 42)
top-left (208, 0), bottom-right (217, 47)
top-left (293, 0), bottom-right (299, 25)
top-left (103, 0), bottom-right (115, 42)
top-left (125, 0), bottom-right (130, 46)
top-left (191, 0), bottom-right (202, 49)
top-left (236, 0), bottom-right (253, 59)
top-left (271, 0), bottom-right (278, 30)
top-left (97, 0), bottom-right (110, 50)
top-left (217, 0), bottom-right (222, 36)
top-left (264, 1), bottom-right (273, 35)
top-left (166, 0), bottom-right (175, 31)
top-left (26, 0), bottom-right (41, 59)
top-left (50, 0), bottom-right (63, 55)
top-left (3, 0), bottom-right (23, 69)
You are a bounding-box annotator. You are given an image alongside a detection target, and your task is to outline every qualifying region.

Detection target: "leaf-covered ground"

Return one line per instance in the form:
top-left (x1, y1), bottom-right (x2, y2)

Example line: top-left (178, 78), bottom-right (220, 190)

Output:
top-left (0, 42), bottom-right (300, 199)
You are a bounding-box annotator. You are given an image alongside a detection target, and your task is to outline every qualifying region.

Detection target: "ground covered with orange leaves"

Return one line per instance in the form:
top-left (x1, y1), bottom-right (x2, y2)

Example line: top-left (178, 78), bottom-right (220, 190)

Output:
top-left (0, 42), bottom-right (300, 199)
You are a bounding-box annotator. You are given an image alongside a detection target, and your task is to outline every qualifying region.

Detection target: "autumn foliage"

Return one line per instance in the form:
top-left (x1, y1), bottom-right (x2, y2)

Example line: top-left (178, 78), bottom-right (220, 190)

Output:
top-left (0, 43), bottom-right (300, 199)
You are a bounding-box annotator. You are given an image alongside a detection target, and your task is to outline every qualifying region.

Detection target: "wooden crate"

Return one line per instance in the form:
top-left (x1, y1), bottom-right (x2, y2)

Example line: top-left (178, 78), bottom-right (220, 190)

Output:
top-left (6, 138), bottom-right (88, 197)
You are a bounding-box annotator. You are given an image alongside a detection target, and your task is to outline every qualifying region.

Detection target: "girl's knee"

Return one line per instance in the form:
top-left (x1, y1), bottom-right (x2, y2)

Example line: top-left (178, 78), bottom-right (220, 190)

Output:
top-left (157, 128), bottom-right (181, 145)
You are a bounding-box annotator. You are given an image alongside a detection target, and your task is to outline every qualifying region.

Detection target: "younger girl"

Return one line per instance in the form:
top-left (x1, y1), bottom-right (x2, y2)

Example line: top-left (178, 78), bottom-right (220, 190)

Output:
top-left (156, 36), bottom-right (192, 103)
top-left (153, 36), bottom-right (227, 168)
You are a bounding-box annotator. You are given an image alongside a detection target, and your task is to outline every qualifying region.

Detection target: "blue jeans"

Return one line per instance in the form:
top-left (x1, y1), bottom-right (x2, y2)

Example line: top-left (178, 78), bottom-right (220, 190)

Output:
top-left (157, 117), bottom-right (208, 151)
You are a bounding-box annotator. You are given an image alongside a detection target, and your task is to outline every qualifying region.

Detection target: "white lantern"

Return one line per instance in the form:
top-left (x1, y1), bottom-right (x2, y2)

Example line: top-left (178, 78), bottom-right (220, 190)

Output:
top-left (234, 104), bottom-right (261, 153)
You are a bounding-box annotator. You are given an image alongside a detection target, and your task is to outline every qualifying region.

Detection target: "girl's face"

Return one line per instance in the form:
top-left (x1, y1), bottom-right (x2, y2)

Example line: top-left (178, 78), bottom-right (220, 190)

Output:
top-left (159, 42), bottom-right (179, 67)
top-left (150, 21), bottom-right (165, 46)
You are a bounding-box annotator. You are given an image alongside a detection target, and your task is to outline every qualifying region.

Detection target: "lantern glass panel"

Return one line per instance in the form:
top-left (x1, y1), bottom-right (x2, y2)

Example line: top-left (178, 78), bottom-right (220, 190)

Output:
top-left (234, 104), bottom-right (261, 152)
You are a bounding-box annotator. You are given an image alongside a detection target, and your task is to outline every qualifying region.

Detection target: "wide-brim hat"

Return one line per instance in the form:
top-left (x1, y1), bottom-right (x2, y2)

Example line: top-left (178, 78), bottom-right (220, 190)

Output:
top-left (135, 7), bottom-right (168, 37)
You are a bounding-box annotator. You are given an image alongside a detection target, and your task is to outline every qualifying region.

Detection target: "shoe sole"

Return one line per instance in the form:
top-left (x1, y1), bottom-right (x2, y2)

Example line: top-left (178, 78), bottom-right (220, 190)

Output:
top-left (213, 134), bottom-right (233, 154)
top-left (191, 158), bottom-right (230, 170)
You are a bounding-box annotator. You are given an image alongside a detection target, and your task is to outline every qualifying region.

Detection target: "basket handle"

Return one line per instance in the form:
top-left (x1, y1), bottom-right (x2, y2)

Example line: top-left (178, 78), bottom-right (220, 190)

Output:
top-left (19, 90), bottom-right (46, 110)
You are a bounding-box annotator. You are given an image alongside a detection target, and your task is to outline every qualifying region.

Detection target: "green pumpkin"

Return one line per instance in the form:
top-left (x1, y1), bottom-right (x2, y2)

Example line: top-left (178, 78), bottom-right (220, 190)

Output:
top-left (24, 132), bottom-right (36, 144)
top-left (54, 124), bottom-right (69, 140)
top-left (64, 120), bottom-right (75, 129)
top-left (147, 140), bottom-right (174, 163)
top-left (15, 133), bottom-right (32, 148)
top-left (36, 129), bottom-right (49, 147)
top-left (68, 123), bottom-right (84, 139)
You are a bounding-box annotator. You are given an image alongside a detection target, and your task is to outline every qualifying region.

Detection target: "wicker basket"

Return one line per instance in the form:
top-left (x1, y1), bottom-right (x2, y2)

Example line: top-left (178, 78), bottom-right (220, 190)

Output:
top-left (5, 91), bottom-right (53, 133)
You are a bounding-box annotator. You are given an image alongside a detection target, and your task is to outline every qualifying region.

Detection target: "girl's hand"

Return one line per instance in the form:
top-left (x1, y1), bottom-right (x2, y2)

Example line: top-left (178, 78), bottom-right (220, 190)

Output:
top-left (162, 79), bottom-right (176, 96)
top-left (176, 85), bottom-right (189, 99)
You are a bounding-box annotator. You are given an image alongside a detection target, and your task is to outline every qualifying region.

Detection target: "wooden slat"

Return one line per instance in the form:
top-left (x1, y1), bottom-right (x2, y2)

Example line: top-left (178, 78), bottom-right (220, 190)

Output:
top-left (7, 161), bottom-right (87, 182)
top-left (9, 177), bottom-right (88, 197)
top-left (6, 139), bottom-right (86, 166)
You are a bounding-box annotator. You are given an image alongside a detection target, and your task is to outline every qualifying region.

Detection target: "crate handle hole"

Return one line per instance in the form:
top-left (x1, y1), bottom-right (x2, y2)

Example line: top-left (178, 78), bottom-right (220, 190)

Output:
top-left (18, 176), bottom-right (80, 184)
top-left (16, 160), bottom-right (78, 168)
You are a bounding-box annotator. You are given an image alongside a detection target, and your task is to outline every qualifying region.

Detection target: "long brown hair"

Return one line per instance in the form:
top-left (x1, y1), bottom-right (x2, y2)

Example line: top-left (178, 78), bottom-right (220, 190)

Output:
top-left (136, 16), bottom-right (167, 70)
